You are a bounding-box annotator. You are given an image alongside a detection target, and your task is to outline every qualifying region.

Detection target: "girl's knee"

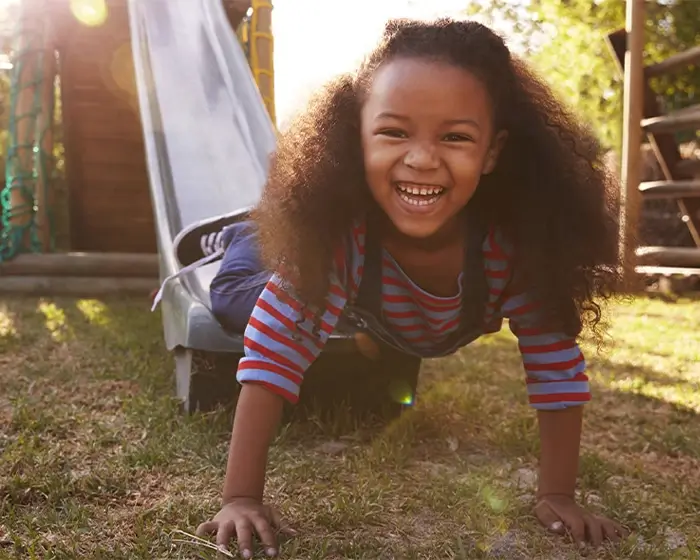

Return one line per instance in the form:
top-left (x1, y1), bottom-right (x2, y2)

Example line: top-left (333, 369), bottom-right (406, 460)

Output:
top-left (210, 273), bottom-right (269, 333)
top-left (210, 289), bottom-right (245, 332)
top-left (209, 222), bottom-right (269, 332)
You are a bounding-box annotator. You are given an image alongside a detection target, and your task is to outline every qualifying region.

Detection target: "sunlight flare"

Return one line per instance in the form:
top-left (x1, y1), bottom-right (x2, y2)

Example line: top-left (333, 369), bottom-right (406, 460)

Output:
top-left (70, 0), bottom-right (108, 27)
top-left (0, 305), bottom-right (17, 338)
top-left (38, 300), bottom-right (70, 342)
top-left (76, 299), bottom-right (110, 326)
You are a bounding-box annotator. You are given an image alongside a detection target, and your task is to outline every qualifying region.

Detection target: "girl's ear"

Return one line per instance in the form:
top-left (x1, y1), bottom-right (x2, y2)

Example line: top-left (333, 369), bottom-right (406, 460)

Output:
top-left (483, 130), bottom-right (509, 175)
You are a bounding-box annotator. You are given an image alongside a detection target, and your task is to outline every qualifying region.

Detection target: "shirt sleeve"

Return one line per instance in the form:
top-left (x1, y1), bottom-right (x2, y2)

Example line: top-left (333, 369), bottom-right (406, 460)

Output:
top-left (235, 250), bottom-right (351, 404)
top-left (498, 274), bottom-right (590, 411)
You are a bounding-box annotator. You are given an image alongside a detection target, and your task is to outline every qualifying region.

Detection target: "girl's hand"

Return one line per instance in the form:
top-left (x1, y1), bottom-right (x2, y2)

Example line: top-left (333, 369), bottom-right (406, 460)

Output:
top-left (196, 498), bottom-right (295, 558)
top-left (534, 494), bottom-right (629, 548)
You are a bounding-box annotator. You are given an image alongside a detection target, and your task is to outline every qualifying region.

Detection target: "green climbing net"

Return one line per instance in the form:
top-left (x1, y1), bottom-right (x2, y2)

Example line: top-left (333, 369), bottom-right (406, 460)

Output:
top-left (0, 3), bottom-right (54, 262)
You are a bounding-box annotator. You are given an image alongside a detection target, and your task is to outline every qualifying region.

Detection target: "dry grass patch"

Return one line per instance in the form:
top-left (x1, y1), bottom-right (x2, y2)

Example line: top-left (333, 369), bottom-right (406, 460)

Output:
top-left (1, 295), bottom-right (699, 559)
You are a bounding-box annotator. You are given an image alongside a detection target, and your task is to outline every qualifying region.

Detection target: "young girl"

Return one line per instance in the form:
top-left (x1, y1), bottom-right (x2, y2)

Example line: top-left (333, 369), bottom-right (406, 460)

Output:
top-left (196, 18), bottom-right (627, 557)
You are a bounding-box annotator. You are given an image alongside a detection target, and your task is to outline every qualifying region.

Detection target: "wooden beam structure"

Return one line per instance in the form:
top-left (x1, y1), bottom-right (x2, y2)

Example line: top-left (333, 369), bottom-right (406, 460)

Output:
top-left (0, 252), bottom-right (159, 277)
top-left (645, 45), bottom-right (700, 78)
top-left (636, 246), bottom-right (700, 267)
top-left (618, 0), bottom-right (645, 289)
top-left (0, 251), bottom-right (159, 295)
top-left (608, 2), bottom-right (700, 286)
top-left (0, 276), bottom-right (157, 296)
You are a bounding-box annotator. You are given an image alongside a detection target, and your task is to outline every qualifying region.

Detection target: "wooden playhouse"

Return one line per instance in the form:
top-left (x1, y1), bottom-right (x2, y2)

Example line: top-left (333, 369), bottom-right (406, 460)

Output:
top-left (0, 0), bottom-right (274, 292)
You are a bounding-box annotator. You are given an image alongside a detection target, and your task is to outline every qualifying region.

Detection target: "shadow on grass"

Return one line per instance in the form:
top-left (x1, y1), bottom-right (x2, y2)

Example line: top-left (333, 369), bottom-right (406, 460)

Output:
top-left (416, 332), bottom-right (700, 462)
top-left (0, 296), bottom-right (235, 469)
top-left (588, 359), bottom-right (698, 389)
top-left (3, 295), bottom-right (700, 558)
top-left (3, 295), bottom-right (699, 473)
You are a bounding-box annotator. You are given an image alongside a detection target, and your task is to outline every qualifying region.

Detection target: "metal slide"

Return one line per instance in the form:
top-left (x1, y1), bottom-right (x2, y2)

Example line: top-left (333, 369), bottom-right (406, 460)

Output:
top-left (127, 0), bottom-right (360, 411)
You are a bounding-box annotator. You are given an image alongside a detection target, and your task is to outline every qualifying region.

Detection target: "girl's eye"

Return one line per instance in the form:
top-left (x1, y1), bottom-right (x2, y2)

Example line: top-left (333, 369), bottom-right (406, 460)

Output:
top-left (377, 128), bottom-right (407, 139)
top-left (443, 133), bottom-right (473, 142)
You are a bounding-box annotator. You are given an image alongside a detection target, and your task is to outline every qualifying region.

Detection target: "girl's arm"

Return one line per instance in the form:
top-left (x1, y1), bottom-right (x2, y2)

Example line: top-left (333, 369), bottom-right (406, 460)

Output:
top-left (222, 383), bottom-right (285, 503)
top-left (536, 405), bottom-right (582, 499)
top-left (235, 272), bottom-right (348, 403)
top-left (504, 292), bottom-right (590, 412)
top-left (501, 290), bottom-right (590, 498)
top-left (200, 270), bottom-right (349, 556)
top-left (223, 267), bottom-right (349, 494)
top-left (493, 231), bottom-right (625, 545)
top-left (487, 227), bottom-right (590, 415)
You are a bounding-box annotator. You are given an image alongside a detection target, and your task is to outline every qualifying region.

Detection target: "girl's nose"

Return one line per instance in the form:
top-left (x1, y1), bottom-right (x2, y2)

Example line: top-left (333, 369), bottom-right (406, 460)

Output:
top-left (403, 143), bottom-right (440, 170)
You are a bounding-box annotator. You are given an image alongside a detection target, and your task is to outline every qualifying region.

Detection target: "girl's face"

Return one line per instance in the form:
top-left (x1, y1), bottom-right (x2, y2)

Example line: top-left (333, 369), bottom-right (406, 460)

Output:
top-left (361, 58), bottom-right (506, 241)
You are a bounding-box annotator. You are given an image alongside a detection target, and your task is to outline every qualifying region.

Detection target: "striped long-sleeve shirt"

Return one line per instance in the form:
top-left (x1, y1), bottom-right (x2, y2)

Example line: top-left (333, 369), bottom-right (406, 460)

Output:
top-left (237, 220), bottom-right (590, 410)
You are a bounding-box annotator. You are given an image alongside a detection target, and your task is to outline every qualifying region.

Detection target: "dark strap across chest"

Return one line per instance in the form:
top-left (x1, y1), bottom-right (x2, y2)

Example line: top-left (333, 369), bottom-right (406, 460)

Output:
top-left (354, 210), bottom-right (490, 340)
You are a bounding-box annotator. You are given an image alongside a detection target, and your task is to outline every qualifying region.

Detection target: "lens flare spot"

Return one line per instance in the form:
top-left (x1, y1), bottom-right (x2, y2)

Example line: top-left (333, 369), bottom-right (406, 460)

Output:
top-left (70, 0), bottom-right (108, 27)
top-left (0, 306), bottom-right (16, 338)
top-left (389, 379), bottom-right (415, 406)
top-left (38, 300), bottom-right (72, 342)
top-left (76, 299), bottom-right (110, 326)
top-left (110, 43), bottom-right (137, 98)
top-left (480, 485), bottom-right (508, 513)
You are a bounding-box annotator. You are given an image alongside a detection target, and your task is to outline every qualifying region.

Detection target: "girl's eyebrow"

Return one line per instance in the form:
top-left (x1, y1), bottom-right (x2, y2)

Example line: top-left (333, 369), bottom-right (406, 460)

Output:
top-left (444, 118), bottom-right (481, 130)
top-left (376, 111), bottom-right (409, 121)
top-left (375, 111), bottom-right (481, 130)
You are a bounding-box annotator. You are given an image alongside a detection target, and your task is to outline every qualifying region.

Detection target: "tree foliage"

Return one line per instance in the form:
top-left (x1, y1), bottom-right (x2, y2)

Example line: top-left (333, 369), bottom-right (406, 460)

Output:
top-left (465, 0), bottom-right (700, 151)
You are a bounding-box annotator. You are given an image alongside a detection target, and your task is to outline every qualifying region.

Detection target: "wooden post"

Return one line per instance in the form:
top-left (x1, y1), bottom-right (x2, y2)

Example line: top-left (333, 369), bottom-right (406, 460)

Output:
top-left (619, 0), bottom-right (645, 290)
top-left (0, 252), bottom-right (159, 277)
top-left (35, 14), bottom-right (56, 252)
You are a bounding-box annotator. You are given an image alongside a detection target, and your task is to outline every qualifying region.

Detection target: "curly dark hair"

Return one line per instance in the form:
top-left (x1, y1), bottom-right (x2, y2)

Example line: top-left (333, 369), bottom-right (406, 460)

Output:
top-left (252, 17), bottom-right (620, 337)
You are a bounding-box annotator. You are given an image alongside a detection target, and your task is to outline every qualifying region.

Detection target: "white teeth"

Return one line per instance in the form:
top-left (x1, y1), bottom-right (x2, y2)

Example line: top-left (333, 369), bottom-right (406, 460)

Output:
top-left (398, 192), bottom-right (440, 206)
top-left (396, 183), bottom-right (445, 197)
top-left (395, 182), bottom-right (444, 208)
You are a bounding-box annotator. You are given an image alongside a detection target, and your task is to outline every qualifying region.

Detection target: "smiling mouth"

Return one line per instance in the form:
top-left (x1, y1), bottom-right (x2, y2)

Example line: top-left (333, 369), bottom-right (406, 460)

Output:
top-left (394, 182), bottom-right (446, 207)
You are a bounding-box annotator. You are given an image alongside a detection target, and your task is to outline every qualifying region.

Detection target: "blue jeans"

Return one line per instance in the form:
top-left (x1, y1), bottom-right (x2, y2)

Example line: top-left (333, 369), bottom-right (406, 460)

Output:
top-left (210, 221), bottom-right (271, 333)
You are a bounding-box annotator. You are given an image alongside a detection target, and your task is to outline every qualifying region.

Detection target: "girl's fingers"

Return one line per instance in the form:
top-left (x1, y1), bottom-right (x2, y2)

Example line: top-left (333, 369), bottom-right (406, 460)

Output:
top-left (563, 514), bottom-right (587, 545)
top-left (217, 520), bottom-right (238, 548)
top-left (534, 500), bottom-right (565, 534)
top-left (601, 517), bottom-right (629, 542)
top-left (195, 520), bottom-right (219, 537)
top-left (584, 515), bottom-right (604, 548)
top-left (250, 514), bottom-right (278, 557)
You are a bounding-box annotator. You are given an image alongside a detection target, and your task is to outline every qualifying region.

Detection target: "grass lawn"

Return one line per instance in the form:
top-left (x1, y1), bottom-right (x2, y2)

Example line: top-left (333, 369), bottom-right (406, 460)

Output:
top-left (1, 295), bottom-right (699, 559)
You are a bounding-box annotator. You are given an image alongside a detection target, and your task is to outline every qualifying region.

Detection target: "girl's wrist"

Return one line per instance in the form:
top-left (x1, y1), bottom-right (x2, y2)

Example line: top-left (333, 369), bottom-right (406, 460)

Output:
top-left (222, 494), bottom-right (264, 506)
top-left (536, 490), bottom-right (575, 500)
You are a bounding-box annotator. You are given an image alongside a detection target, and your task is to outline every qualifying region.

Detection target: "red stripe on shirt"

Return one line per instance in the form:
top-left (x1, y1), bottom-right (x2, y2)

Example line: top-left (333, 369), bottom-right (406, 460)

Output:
top-left (529, 392), bottom-right (591, 404)
top-left (487, 227), bottom-right (508, 258)
top-left (242, 379), bottom-right (299, 404)
top-left (248, 316), bottom-right (316, 364)
top-left (485, 268), bottom-right (509, 279)
top-left (256, 298), bottom-right (324, 350)
top-left (238, 358), bottom-right (303, 385)
top-left (508, 301), bottom-right (540, 316)
top-left (526, 372), bottom-right (589, 385)
top-left (244, 337), bottom-right (305, 376)
top-left (519, 339), bottom-right (577, 354)
top-left (267, 282), bottom-right (334, 335)
top-left (524, 353), bottom-right (584, 372)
